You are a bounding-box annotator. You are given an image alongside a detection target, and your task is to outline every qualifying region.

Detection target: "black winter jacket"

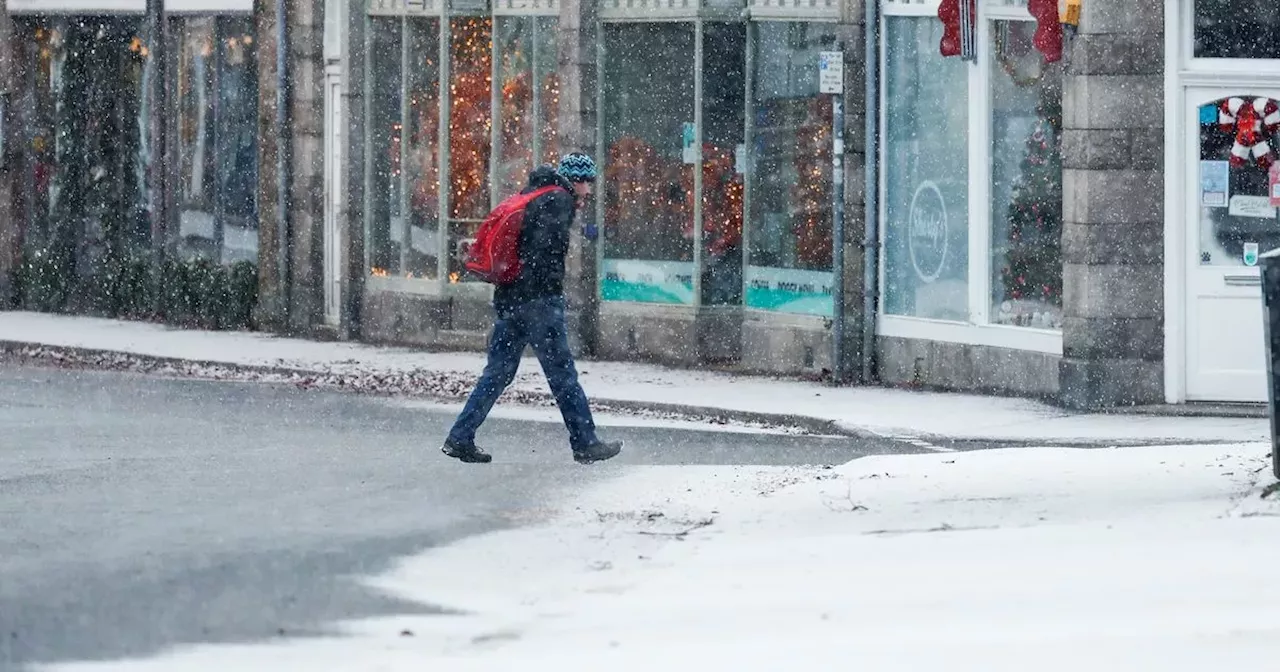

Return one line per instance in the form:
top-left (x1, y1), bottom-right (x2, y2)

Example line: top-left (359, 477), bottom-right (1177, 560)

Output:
top-left (492, 166), bottom-right (578, 314)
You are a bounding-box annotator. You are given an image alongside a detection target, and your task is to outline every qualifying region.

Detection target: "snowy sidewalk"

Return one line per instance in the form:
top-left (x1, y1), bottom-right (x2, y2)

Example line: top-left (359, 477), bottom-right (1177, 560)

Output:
top-left (0, 310), bottom-right (1268, 445)
top-left (42, 442), bottom-right (1280, 671)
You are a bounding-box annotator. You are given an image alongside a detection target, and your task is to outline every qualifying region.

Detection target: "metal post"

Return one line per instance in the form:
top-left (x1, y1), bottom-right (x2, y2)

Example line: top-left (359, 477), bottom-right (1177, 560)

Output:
top-left (741, 20), bottom-right (754, 309)
top-left (1261, 247), bottom-right (1280, 480)
top-left (399, 17), bottom-right (410, 272)
top-left (861, 0), bottom-right (881, 384)
top-left (831, 89), bottom-right (845, 383)
top-left (275, 0), bottom-right (293, 324)
top-left (692, 19), bottom-right (704, 308)
top-left (437, 14), bottom-right (451, 282)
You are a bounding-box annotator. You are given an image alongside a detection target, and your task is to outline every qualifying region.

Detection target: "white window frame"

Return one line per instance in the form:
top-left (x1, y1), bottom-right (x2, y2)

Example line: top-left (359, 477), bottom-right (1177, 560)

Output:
top-left (877, 0), bottom-right (1063, 356)
top-left (1180, 0), bottom-right (1280, 76)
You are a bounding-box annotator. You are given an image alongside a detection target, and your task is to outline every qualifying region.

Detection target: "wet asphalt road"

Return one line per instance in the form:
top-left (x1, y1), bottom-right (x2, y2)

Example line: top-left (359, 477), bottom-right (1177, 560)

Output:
top-left (0, 363), bottom-right (941, 670)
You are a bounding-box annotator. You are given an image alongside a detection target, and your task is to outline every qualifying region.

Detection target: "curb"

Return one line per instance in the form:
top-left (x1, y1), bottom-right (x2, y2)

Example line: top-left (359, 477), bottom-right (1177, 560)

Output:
top-left (0, 340), bottom-right (858, 437)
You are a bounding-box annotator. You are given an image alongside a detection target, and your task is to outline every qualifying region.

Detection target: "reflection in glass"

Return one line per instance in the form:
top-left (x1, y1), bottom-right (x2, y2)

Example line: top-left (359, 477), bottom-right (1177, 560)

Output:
top-left (176, 16), bottom-right (259, 264)
top-left (746, 21), bottom-right (836, 317)
top-left (989, 20), bottom-right (1063, 330)
top-left (447, 16), bottom-right (493, 282)
top-left (883, 16), bottom-right (969, 322)
top-left (1197, 97), bottom-right (1280, 267)
top-left (494, 15), bottom-right (561, 200)
top-left (404, 17), bottom-right (441, 279)
top-left (601, 22), bottom-right (696, 305)
top-left (701, 22), bottom-right (745, 306)
top-left (1195, 0), bottom-right (1280, 59)
top-left (366, 16), bottom-right (403, 276)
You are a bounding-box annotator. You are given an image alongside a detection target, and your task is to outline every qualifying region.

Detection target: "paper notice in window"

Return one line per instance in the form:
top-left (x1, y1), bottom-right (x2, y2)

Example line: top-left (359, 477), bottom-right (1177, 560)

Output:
top-left (1271, 164), bottom-right (1280, 208)
top-left (1229, 195), bottom-right (1277, 219)
top-left (1201, 160), bottom-right (1229, 208)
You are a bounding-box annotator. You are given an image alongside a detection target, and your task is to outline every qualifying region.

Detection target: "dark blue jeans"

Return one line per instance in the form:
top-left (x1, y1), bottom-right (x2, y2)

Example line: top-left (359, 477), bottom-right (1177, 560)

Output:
top-left (447, 296), bottom-right (599, 450)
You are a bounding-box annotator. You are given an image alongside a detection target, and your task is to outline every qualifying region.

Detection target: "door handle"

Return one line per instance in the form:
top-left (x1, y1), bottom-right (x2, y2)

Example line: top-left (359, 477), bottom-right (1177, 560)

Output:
top-left (1224, 274), bottom-right (1262, 287)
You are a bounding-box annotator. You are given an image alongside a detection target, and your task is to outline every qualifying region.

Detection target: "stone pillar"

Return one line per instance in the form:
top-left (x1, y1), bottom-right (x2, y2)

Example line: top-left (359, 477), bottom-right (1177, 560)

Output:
top-left (837, 0), bottom-right (868, 383)
top-left (342, 0), bottom-right (367, 337)
top-left (255, 0), bottom-right (286, 330)
top-left (288, 0), bottom-right (327, 332)
top-left (0, 0), bottom-right (18, 306)
top-left (558, 0), bottom-right (600, 356)
top-left (1058, 0), bottom-right (1165, 409)
top-left (255, 0), bottom-right (326, 334)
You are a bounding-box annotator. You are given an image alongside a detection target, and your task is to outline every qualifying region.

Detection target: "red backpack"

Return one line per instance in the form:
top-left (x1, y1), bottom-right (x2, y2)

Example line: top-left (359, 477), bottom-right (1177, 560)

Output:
top-left (464, 185), bottom-right (566, 285)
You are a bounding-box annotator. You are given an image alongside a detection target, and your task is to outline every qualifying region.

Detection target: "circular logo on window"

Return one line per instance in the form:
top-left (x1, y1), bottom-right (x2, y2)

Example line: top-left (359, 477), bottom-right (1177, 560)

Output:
top-left (908, 181), bottom-right (949, 284)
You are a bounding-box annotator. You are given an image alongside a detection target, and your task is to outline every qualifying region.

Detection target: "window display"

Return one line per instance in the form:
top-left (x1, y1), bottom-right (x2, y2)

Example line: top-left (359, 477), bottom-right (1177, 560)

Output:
top-left (446, 16), bottom-right (493, 282)
top-left (601, 22), bottom-right (696, 305)
top-left (494, 15), bottom-right (560, 200)
top-left (989, 19), bottom-right (1063, 329)
top-left (175, 16), bottom-right (259, 265)
top-left (746, 21), bottom-right (837, 316)
top-left (882, 16), bottom-right (969, 322)
top-left (404, 17), bottom-right (442, 279)
top-left (1195, 0), bottom-right (1280, 59)
top-left (365, 15), bottom-right (405, 277)
top-left (700, 21), bottom-right (746, 306)
top-left (1197, 96), bottom-right (1280, 267)
top-left (15, 16), bottom-right (146, 261)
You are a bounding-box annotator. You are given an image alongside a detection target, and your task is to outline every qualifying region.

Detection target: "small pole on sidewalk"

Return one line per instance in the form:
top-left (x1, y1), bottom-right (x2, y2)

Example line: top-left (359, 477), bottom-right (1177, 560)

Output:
top-left (820, 48), bottom-right (845, 383)
top-left (1259, 247), bottom-right (1280, 480)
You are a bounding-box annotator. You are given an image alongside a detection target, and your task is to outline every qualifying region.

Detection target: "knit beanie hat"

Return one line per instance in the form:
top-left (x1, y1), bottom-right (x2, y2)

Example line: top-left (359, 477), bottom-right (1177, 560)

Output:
top-left (557, 152), bottom-right (598, 183)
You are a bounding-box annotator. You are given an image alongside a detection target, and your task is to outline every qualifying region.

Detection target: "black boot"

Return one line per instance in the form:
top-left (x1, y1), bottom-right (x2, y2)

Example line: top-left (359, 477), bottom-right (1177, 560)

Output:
top-left (572, 440), bottom-right (622, 464)
top-left (442, 439), bottom-right (493, 464)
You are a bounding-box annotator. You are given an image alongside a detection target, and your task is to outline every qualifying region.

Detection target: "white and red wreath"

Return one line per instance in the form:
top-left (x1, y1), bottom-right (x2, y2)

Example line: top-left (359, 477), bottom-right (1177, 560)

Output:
top-left (1217, 96), bottom-right (1280, 169)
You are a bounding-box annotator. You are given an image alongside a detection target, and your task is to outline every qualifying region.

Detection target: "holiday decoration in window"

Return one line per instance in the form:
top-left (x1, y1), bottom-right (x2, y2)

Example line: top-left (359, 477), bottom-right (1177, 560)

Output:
top-left (1217, 96), bottom-right (1280, 169)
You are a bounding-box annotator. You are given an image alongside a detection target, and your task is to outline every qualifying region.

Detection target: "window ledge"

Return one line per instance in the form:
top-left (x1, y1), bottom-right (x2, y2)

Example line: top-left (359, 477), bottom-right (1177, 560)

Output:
top-left (878, 314), bottom-right (1063, 355)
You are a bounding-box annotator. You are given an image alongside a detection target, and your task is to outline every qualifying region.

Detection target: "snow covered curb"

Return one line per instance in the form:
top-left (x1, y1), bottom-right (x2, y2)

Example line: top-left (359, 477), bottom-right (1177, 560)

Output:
top-left (0, 341), bottom-right (843, 436)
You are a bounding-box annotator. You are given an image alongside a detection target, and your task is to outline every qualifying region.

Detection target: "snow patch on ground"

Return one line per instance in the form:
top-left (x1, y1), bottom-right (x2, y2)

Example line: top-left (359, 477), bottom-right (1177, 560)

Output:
top-left (42, 443), bottom-right (1280, 671)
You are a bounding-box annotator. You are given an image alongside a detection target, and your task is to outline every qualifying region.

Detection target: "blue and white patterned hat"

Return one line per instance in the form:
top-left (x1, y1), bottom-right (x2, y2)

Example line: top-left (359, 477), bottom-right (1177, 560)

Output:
top-left (557, 152), bottom-right (598, 183)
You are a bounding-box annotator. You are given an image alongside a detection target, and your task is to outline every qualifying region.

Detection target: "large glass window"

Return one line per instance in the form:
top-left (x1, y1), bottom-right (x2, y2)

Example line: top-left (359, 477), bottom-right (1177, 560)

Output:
top-left (494, 15), bottom-right (560, 200)
top-left (365, 15), bottom-right (440, 281)
top-left (175, 16), bottom-right (259, 265)
top-left (366, 15), bottom-right (405, 278)
top-left (14, 16), bottom-right (146, 264)
top-left (1197, 95), bottom-right (1280, 267)
top-left (601, 22), bottom-right (696, 305)
top-left (746, 21), bottom-right (837, 317)
top-left (883, 16), bottom-right (969, 321)
top-left (1195, 0), bottom-right (1280, 59)
top-left (447, 15), bottom-right (493, 282)
top-left (989, 19), bottom-right (1063, 329)
top-left (701, 21), bottom-right (747, 307)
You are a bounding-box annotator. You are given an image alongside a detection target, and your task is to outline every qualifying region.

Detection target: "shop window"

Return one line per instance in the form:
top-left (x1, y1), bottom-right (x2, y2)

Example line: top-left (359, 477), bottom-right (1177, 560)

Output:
top-left (365, 15), bottom-right (440, 281)
top-left (14, 16), bottom-right (147, 267)
top-left (700, 21), bottom-right (746, 306)
top-left (175, 16), bottom-right (259, 265)
top-left (989, 19), bottom-right (1063, 329)
top-left (1195, 0), bottom-right (1280, 59)
top-left (366, 15), bottom-right (406, 278)
top-left (494, 15), bottom-right (560, 200)
top-left (746, 21), bottom-right (837, 317)
top-left (1196, 96), bottom-right (1280, 267)
top-left (405, 18), bottom-right (442, 279)
top-left (446, 16), bottom-right (494, 282)
top-left (882, 15), bottom-right (969, 322)
top-left (601, 22), bottom-right (696, 305)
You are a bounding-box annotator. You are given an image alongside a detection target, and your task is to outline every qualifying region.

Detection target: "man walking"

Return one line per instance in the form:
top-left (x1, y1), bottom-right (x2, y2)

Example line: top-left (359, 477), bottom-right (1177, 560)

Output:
top-left (442, 153), bottom-right (622, 465)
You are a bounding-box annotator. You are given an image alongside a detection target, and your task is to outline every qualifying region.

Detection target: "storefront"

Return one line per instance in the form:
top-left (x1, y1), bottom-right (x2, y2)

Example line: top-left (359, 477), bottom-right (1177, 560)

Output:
top-left (6, 0), bottom-right (257, 271)
top-left (1166, 0), bottom-right (1280, 403)
top-left (872, 0), bottom-right (1280, 407)
top-left (355, 0), bottom-right (562, 346)
top-left (874, 0), bottom-right (1066, 396)
top-left (593, 0), bottom-right (841, 368)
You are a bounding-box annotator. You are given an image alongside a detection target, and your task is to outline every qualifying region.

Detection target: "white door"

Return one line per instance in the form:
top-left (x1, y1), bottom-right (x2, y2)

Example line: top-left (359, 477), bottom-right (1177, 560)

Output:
top-left (323, 68), bottom-right (344, 328)
top-left (1185, 86), bottom-right (1280, 402)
